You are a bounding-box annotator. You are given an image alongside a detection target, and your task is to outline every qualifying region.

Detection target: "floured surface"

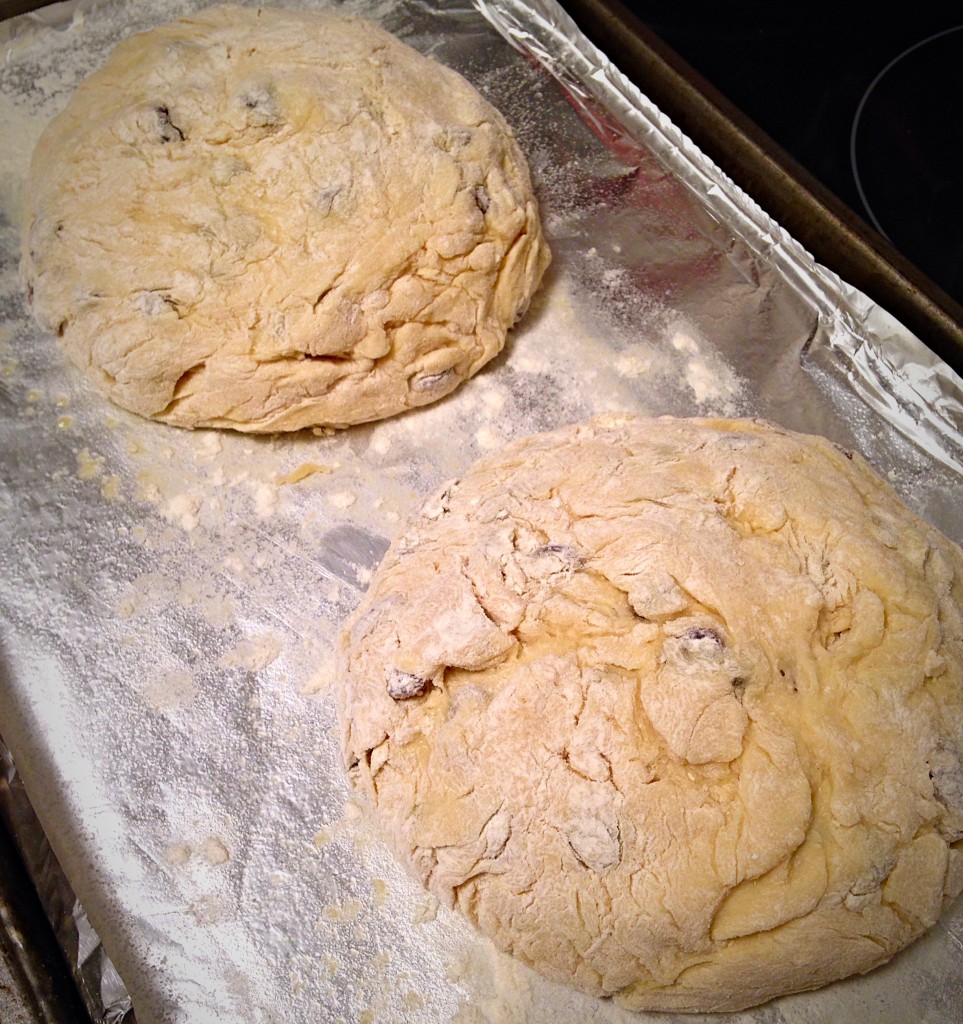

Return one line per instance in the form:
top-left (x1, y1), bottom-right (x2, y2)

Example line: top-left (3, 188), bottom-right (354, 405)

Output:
top-left (0, 1), bottom-right (961, 1022)
top-left (340, 415), bottom-right (963, 1012)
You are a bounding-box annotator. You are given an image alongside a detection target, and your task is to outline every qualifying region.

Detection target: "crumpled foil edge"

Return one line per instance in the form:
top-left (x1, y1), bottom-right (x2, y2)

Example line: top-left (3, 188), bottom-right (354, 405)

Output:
top-left (1, 734), bottom-right (134, 1024)
top-left (474, 0), bottom-right (963, 475)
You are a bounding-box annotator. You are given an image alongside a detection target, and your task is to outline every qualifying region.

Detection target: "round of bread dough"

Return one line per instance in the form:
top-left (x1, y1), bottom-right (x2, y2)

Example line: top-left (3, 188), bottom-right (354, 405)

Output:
top-left (21, 5), bottom-right (549, 432)
top-left (338, 415), bottom-right (963, 1012)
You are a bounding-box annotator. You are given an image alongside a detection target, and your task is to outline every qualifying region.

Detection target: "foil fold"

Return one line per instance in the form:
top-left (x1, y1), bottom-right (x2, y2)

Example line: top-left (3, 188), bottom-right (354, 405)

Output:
top-left (476, 0), bottom-right (963, 474)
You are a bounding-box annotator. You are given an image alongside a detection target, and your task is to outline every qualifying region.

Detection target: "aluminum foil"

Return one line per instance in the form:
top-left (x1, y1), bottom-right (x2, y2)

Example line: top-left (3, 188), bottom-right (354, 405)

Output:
top-left (1, 737), bottom-right (134, 1022)
top-left (0, 1), bottom-right (960, 1023)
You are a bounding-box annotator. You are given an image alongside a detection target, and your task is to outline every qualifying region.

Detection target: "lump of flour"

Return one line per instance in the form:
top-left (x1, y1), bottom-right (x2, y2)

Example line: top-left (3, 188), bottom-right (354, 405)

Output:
top-left (338, 415), bottom-right (963, 1012)
top-left (21, 5), bottom-right (549, 431)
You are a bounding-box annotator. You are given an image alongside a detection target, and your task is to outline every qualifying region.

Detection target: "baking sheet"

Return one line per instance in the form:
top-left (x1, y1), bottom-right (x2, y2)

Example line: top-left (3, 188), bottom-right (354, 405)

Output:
top-left (0, 1), bottom-right (961, 1022)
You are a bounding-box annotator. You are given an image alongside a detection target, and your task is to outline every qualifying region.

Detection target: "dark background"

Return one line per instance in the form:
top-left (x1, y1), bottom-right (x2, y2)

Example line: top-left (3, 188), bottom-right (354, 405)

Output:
top-left (617, 2), bottom-right (963, 306)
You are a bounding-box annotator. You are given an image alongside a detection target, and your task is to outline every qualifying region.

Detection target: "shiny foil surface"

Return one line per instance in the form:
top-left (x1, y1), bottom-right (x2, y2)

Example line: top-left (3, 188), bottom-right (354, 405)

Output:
top-left (0, 1), bottom-right (960, 1022)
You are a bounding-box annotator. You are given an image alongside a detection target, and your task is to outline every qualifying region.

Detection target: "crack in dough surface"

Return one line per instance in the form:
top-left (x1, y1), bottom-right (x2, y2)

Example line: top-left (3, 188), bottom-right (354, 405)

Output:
top-left (337, 414), bottom-right (963, 1012)
top-left (21, 4), bottom-right (549, 432)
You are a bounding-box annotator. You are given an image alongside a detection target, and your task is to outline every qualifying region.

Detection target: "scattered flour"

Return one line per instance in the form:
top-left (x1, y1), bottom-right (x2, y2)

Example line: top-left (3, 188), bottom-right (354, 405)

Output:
top-left (328, 490), bottom-right (357, 509)
top-left (162, 493), bottom-right (201, 532)
top-left (219, 634), bottom-right (282, 672)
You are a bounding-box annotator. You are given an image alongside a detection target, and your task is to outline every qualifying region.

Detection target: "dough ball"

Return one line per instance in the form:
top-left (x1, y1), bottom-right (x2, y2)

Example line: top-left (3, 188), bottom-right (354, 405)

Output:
top-left (338, 415), bottom-right (963, 1012)
top-left (21, 4), bottom-right (549, 431)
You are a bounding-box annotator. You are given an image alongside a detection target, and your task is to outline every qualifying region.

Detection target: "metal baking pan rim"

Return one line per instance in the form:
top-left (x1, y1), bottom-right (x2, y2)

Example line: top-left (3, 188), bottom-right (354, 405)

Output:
top-left (560, 0), bottom-right (963, 377)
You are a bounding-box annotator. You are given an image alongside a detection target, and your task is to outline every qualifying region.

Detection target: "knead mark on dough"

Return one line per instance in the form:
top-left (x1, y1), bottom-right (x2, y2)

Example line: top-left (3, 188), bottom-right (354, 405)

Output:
top-left (410, 368), bottom-right (456, 393)
top-left (139, 290), bottom-right (185, 319)
top-left (533, 543), bottom-right (584, 570)
top-left (929, 744), bottom-right (963, 840)
top-left (376, 569), bottom-right (519, 697)
top-left (154, 363), bottom-right (208, 418)
top-left (564, 816), bottom-right (622, 873)
top-left (843, 856), bottom-right (894, 912)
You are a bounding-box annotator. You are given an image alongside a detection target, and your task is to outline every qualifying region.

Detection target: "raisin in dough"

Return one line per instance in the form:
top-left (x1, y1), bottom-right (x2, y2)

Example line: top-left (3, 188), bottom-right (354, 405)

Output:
top-left (338, 415), bottom-right (963, 1012)
top-left (20, 5), bottom-right (549, 431)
